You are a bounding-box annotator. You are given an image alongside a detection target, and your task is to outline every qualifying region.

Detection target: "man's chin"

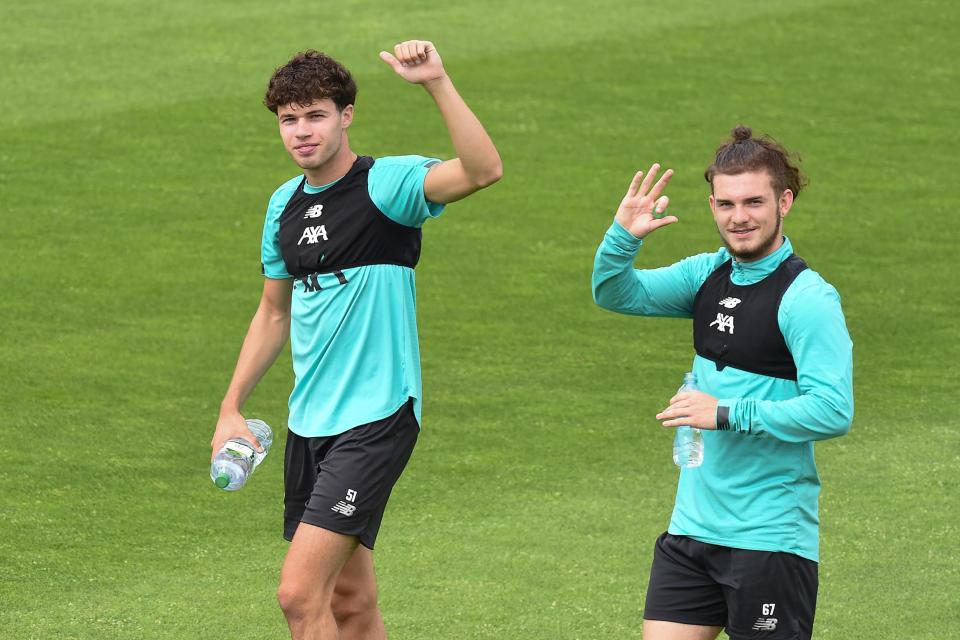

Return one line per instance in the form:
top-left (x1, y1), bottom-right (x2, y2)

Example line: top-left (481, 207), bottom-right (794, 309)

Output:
top-left (725, 238), bottom-right (778, 262)
top-left (293, 157), bottom-right (321, 169)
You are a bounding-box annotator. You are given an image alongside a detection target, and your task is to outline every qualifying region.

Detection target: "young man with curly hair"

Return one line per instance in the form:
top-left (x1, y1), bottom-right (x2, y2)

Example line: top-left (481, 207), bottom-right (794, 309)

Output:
top-left (211, 40), bottom-right (501, 640)
top-left (592, 127), bottom-right (853, 640)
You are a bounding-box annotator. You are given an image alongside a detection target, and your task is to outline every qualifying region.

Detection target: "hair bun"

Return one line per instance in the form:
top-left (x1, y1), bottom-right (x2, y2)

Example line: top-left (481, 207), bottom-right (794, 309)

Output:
top-left (732, 125), bottom-right (753, 142)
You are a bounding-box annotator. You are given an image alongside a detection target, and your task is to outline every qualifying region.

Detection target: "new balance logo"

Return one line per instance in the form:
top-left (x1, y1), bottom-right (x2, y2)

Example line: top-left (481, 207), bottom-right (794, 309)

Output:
top-left (303, 204), bottom-right (324, 219)
top-left (331, 489), bottom-right (358, 517)
top-left (331, 502), bottom-right (356, 516)
top-left (719, 297), bottom-right (742, 309)
top-left (298, 225), bottom-right (328, 245)
top-left (751, 617), bottom-right (778, 631)
top-left (709, 313), bottom-right (735, 334)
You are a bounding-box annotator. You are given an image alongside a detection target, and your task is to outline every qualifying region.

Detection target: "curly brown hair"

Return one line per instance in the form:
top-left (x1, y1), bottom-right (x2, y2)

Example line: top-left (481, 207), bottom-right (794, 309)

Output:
top-left (704, 126), bottom-right (808, 198)
top-left (264, 50), bottom-right (357, 114)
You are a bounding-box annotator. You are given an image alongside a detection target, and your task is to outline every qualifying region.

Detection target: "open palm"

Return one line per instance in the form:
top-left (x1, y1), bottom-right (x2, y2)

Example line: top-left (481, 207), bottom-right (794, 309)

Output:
top-left (615, 164), bottom-right (678, 239)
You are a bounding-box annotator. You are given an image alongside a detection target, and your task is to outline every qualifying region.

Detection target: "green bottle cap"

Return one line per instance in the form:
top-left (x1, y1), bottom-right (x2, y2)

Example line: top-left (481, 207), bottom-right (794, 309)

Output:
top-left (215, 474), bottom-right (230, 489)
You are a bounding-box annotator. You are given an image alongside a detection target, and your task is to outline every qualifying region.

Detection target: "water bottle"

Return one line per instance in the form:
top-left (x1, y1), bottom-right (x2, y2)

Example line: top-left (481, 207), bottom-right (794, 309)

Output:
top-left (672, 372), bottom-right (704, 468)
top-left (210, 419), bottom-right (273, 491)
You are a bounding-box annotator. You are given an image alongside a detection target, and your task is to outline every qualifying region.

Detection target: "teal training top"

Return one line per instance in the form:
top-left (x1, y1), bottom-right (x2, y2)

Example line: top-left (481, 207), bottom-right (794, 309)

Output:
top-left (261, 155), bottom-right (444, 437)
top-left (592, 221), bottom-right (854, 561)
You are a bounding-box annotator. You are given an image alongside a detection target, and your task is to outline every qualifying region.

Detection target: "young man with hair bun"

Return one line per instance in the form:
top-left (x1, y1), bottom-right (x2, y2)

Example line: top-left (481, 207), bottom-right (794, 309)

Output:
top-left (592, 126), bottom-right (853, 640)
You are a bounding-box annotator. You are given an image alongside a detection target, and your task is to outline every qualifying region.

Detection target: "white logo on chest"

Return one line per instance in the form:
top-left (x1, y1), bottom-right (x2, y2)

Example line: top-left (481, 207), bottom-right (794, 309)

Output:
top-left (709, 313), bottom-right (735, 334)
top-left (303, 204), bottom-right (324, 219)
top-left (298, 225), bottom-right (328, 245)
top-left (719, 296), bottom-right (742, 309)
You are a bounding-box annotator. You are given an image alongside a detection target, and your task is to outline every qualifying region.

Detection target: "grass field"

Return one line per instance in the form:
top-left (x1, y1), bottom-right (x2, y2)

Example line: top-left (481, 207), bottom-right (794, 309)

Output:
top-left (2, 1), bottom-right (958, 638)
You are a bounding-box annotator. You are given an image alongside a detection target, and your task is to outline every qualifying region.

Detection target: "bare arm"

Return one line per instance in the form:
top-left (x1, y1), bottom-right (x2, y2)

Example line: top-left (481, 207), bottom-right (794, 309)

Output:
top-left (380, 40), bottom-right (503, 204)
top-left (210, 277), bottom-right (292, 459)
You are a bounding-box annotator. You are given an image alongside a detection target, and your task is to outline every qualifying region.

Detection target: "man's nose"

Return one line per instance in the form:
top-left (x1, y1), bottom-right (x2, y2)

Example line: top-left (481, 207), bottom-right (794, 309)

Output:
top-left (731, 206), bottom-right (750, 222)
top-left (295, 119), bottom-right (311, 137)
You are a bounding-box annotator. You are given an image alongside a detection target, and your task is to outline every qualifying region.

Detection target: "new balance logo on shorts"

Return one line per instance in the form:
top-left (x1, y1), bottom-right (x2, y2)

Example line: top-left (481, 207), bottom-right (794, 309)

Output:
top-left (331, 489), bottom-right (358, 516)
top-left (752, 617), bottom-right (778, 631)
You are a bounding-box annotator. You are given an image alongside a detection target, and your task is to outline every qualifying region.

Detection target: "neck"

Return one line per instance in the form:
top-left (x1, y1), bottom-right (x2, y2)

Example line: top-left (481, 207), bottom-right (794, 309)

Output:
top-left (304, 136), bottom-right (357, 187)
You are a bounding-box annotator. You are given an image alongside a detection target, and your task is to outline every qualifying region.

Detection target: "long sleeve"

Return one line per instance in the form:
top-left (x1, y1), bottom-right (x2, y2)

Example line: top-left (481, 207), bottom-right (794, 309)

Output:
top-left (722, 274), bottom-right (854, 443)
top-left (591, 221), bottom-right (714, 318)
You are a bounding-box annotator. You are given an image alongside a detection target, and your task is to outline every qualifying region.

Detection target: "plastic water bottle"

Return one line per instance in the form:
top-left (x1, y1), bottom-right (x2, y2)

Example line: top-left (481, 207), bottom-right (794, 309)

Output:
top-left (210, 419), bottom-right (273, 491)
top-left (672, 373), bottom-right (704, 468)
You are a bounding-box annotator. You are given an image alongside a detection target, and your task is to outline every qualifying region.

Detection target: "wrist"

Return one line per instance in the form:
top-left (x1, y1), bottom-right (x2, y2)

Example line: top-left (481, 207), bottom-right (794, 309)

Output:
top-left (716, 399), bottom-right (747, 433)
top-left (422, 73), bottom-right (453, 94)
top-left (609, 220), bottom-right (644, 248)
top-left (716, 405), bottom-right (731, 431)
top-left (219, 401), bottom-right (242, 417)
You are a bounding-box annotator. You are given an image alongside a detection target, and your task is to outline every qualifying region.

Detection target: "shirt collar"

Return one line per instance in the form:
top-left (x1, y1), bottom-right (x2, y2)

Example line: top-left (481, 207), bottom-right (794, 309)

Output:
top-left (729, 237), bottom-right (794, 285)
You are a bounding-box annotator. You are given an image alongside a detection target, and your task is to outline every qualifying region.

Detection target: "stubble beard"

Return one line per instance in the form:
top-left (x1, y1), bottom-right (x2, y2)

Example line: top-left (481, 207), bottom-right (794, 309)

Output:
top-left (722, 213), bottom-right (783, 262)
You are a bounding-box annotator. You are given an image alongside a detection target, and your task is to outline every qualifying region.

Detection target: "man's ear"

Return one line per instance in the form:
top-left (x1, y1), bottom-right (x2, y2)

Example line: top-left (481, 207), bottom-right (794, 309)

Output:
top-left (779, 189), bottom-right (794, 217)
top-left (340, 104), bottom-right (354, 129)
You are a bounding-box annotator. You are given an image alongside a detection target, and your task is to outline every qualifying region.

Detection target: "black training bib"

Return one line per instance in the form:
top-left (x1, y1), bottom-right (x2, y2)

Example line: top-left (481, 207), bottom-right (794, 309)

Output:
top-left (693, 255), bottom-right (808, 380)
top-left (277, 156), bottom-right (421, 279)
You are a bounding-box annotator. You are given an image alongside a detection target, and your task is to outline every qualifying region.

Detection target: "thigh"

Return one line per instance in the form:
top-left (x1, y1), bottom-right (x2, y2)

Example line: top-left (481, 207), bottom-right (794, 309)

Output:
top-left (281, 523), bottom-right (359, 596)
top-left (718, 550), bottom-right (818, 640)
top-left (644, 533), bottom-right (728, 627)
top-left (643, 619), bottom-right (723, 640)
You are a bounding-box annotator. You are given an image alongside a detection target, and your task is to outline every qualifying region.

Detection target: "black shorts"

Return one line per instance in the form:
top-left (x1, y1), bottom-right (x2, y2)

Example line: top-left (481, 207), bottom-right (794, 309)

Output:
top-left (644, 532), bottom-right (818, 640)
top-left (283, 398), bottom-right (419, 549)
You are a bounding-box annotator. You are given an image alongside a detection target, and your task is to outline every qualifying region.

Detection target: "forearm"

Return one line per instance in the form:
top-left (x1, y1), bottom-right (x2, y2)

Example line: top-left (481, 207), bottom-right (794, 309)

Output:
top-left (423, 76), bottom-right (502, 186)
top-left (592, 221), bottom-right (698, 317)
top-left (592, 221), bottom-right (647, 312)
top-left (722, 385), bottom-right (854, 443)
top-left (220, 303), bottom-right (290, 414)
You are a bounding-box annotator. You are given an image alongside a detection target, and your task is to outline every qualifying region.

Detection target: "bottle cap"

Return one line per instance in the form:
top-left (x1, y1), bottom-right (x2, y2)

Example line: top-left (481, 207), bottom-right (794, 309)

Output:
top-left (215, 474), bottom-right (231, 489)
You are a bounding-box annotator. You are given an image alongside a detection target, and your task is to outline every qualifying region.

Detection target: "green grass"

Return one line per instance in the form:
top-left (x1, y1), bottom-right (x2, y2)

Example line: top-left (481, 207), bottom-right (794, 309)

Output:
top-left (2, 1), bottom-right (958, 638)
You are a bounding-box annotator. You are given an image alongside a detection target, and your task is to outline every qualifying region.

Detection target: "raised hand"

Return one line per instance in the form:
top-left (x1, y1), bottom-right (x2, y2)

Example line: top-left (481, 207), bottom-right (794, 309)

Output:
top-left (614, 163), bottom-right (678, 240)
top-left (379, 40), bottom-right (446, 86)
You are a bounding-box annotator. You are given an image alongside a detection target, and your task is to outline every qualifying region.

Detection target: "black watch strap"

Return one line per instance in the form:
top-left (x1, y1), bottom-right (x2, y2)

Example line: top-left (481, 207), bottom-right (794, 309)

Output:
top-left (716, 405), bottom-right (731, 431)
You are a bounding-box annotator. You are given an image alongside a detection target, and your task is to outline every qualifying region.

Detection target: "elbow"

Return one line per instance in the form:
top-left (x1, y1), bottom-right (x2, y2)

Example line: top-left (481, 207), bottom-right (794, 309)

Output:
top-left (470, 156), bottom-right (503, 189)
top-left (824, 403), bottom-right (854, 439)
top-left (834, 394), bottom-right (854, 436)
top-left (266, 307), bottom-right (291, 327)
top-left (838, 405), bottom-right (854, 436)
top-left (592, 281), bottom-right (613, 310)
top-left (473, 162), bottom-right (503, 188)
top-left (832, 420), bottom-right (852, 438)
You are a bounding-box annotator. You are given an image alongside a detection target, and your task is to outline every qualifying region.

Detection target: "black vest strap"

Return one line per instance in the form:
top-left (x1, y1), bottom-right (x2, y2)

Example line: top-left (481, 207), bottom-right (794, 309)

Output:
top-left (693, 254), bottom-right (808, 380)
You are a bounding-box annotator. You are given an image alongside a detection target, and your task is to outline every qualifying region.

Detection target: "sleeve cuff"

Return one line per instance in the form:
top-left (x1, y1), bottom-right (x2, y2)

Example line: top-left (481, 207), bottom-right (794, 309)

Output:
top-left (607, 220), bottom-right (644, 252)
